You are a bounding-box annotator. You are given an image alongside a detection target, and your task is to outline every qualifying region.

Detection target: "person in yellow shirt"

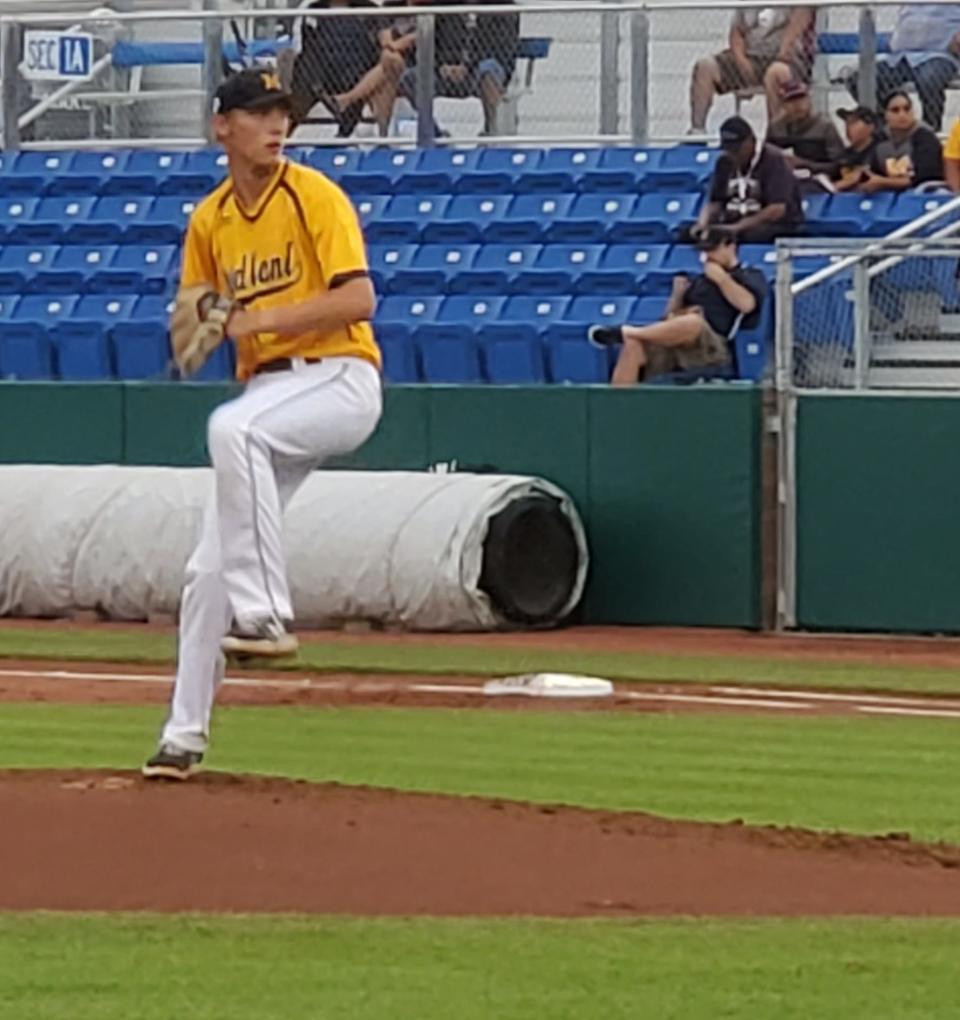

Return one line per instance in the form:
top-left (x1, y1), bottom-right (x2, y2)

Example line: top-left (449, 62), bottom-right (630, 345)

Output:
top-left (944, 115), bottom-right (960, 191)
top-left (144, 69), bottom-right (382, 780)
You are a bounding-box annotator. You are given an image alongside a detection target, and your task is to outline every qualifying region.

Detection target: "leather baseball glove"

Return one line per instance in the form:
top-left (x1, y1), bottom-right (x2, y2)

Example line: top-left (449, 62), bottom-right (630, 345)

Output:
top-left (170, 285), bottom-right (237, 377)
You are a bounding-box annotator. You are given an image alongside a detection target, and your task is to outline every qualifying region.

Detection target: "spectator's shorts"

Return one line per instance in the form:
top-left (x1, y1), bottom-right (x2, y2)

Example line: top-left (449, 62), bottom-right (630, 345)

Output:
top-left (711, 49), bottom-right (808, 93)
top-left (401, 58), bottom-right (508, 100)
top-left (645, 315), bottom-right (731, 378)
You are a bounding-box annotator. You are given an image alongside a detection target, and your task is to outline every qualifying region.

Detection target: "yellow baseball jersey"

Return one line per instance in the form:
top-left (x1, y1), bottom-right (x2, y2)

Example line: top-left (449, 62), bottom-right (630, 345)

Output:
top-left (180, 158), bottom-right (380, 381)
top-left (946, 118), bottom-right (960, 161)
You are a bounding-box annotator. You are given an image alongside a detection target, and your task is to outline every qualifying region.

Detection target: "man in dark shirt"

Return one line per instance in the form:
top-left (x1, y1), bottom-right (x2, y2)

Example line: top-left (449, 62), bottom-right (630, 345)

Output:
top-left (693, 115), bottom-right (804, 244)
top-left (587, 230), bottom-right (768, 385)
top-left (766, 81), bottom-right (844, 177)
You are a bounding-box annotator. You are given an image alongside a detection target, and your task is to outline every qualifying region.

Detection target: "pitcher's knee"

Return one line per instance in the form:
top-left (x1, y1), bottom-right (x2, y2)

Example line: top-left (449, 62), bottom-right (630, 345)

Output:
top-left (207, 405), bottom-right (247, 464)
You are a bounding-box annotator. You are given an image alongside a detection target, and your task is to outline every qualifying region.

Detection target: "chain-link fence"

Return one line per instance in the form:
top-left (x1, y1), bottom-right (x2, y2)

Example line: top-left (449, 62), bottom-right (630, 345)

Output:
top-left (780, 237), bottom-right (960, 390)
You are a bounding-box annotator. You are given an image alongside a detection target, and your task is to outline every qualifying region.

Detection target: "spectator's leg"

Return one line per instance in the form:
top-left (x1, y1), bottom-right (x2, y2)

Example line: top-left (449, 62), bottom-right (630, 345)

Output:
top-left (762, 60), bottom-right (793, 122)
top-left (911, 57), bottom-right (956, 131)
top-left (369, 49), bottom-right (407, 134)
top-left (475, 58), bottom-right (507, 135)
top-left (611, 315), bottom-right (702, 386)
top-left (690, 55), bottom-right (722, 131)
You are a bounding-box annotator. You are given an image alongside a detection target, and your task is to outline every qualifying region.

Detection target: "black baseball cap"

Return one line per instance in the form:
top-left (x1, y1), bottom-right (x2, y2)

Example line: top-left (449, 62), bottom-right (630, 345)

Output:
top-left (695, 226), bottom-right (736, 251)
top-left (718, 115), bottom-right (755, 150)
top-left (213, 69), bottom-right (292, 115)
top-left (837, 105), bottom-right (879, 126)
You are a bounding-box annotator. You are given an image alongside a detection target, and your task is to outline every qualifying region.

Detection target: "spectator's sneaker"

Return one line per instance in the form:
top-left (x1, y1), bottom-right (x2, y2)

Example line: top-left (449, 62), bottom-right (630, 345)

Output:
top-left (221, 618), bottom-right (299, 659)
top-left (588, 325), bottom-right (625, 348)
top-left (142, 743), bottom-right (203, 781)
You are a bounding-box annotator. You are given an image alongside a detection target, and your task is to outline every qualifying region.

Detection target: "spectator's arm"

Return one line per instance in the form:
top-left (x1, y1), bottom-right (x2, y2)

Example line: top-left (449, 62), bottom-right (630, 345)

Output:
top-left (793, 127), bottom-right (844, 176)
top-left (726, 203), bottom-right (788, 234)
top-left (860, 171), bottom-right (911, 193)
top-left (776, 6), bottom-right (814, 63)
top-left (703, 261), bottom-right (758, 314)
top-left (912, 129), bottom-right (945, 184)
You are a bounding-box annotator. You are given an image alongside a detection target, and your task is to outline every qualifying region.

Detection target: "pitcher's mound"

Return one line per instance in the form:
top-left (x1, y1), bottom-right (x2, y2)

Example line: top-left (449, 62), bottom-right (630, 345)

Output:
top-left (3, 769), bottom-right (960, 916)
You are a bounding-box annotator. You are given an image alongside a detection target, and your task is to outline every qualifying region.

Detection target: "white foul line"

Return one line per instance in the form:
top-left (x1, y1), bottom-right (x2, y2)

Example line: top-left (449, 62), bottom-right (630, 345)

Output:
top-left (856, 705), bottom-right (960, 719)
top-left (622, 690), bottom-right (812, 711)
top-left (712, 685), bottom-right (960, 710)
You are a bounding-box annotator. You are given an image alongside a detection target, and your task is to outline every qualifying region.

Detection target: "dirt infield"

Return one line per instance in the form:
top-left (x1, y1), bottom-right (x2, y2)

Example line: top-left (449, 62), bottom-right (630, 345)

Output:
top-left (3, 769), bottom-right (960, 917)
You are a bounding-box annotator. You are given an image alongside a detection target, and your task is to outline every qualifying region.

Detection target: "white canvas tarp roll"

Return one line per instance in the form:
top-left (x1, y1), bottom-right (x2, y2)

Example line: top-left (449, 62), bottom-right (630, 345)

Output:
top-left (0, 466), bottom-right (588, 630)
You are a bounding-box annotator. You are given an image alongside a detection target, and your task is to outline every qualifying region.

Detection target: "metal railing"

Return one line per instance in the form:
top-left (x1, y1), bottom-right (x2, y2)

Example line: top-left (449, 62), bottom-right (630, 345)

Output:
top-left (3, 0), bottom-right (957, 150)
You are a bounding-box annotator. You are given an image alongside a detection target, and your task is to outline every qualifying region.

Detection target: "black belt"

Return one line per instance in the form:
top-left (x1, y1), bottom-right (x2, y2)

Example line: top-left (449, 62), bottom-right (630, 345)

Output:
top-left (254, 356), bottom-right (323, 376)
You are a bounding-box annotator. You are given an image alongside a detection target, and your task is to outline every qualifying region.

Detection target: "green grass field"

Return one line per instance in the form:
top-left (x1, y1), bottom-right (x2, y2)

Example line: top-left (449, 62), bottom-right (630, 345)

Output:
top-left (3, 625), bottom-right (960, 694)
top-left (3, 628), bottom-right (960, 1019)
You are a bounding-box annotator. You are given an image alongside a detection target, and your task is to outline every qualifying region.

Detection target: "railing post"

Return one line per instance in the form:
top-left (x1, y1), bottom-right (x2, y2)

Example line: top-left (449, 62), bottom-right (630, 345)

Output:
top-left (599, 3), bottom-right (620, 136)
top-left (775, 244), bottom-right (797, 631)
top-left (1, 20), bottom-right (22, 151)
top-left (202, 0), bottom-right (223, 144)
top-left (858, 7), bottom-right (877, 112)
top-left (629, 10), bottom-right (649, 144)
top-left (415, 13), bottom-right (436, 148)
top-left (853, 258), bottom-right (871, 389)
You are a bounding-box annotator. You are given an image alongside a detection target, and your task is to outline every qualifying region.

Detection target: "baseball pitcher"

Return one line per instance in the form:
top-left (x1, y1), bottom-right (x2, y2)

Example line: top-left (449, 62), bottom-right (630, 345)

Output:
top-left (143, 69), bottom-right (382, 780)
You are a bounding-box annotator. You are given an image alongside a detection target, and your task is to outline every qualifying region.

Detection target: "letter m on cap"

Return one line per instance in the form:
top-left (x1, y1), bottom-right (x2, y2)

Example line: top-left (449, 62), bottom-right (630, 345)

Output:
top-left (260, 71), bottom-right (281, 91)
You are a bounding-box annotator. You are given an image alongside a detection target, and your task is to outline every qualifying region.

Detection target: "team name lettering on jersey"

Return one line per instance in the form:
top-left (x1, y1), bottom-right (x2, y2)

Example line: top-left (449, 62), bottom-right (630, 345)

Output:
top-left (228, 242), bottom-right (302, 299)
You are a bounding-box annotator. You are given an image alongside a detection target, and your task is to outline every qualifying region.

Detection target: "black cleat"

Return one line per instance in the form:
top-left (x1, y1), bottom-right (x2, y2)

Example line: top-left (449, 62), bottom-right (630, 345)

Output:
top-left (142, 743), bottom-right (204, 781)
top-left (588, 324), bottom-right (625, 348)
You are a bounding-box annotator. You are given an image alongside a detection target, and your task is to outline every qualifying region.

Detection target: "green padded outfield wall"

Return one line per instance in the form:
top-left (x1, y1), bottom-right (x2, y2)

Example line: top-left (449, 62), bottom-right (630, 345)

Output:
top-left (796, 394), bottom-right (960, 633)
top-left (0, 382), bottom-right (763, 627)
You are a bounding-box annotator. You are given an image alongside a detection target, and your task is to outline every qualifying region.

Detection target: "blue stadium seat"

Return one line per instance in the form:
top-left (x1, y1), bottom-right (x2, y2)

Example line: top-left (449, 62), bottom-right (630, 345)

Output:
top-left (645, 244), bottom-right (704, 293)
top-left (418, 335), bottom-right (483, 383)
top-left (520, 148), bottom-right (603, 193)
top-left (0, 295), bottom-right (20, 320)
top-left (477, 295), bottom-right (572, 345)
top-left (576, 244), bottom-right (669, 295)
top-left (304, 148), bottom-right (363, 179)
top-left (108, 150), bottom-right (188, 195)
top-left (379, 334), bottom-right (420, 383)
top-left (11, 294), bottom-right (81, 326)
top-left (0, 246), bottom-right (58, 293)
top-left (437, 294), bottom-right (509, 329)
top-left (631, 294), bottom-right (671, 323)
top-left (17, 197), bottom-right (97, 245)
top-left (627, 193), bottom-right (702, 243)
top-left (484, 338), bottom-right (547, 382)
top-left (547, 194), bottom-right (637, 244)
top-left (818, 193), bottom-right (896, 236)
top-left (66, 295), bottom-right (140, 340)
top-left (485, 194), bottom-right (576, 244)
top-left (346, 150), bottom-right (422, 194)
top-left (0, 197), bottom-right (40, 244)
top-left (90, 245), bottom-right (178, 294)
top-left (392, 244), bottom-right (480, 294)
top-left (369, 244), bottom-right (418, 294)
top-left (376, 295), bottom-right (445, 333)
top-left (423, 194), bottom-right (511, 244)
top-left (113, 322), bottom-right (170, 380)
top-left (36, 245), bottom-right (118, 294)
top-left (548, 339), bottom-right (610, 383)
top-left (45, 151), bottom-right (131, 196)
top-left (5, 295), bottom-right (78, 378)
top-left (54, 330), bottom-right (114, 380)
top-left (0, 151), bottom-right (74, 197)
top-left (514, 245), bottom-right (605, 294)
top-left (398, 148), bottom-right (479, 194)
top-left (367, 195), bottom-right (452, 244)
top-left (547, 295), bottom-right (638, 342)
top-left (733, 298), bottom-right (773, 382)
top-left (645, 146), bottom-right (719, 191)
top-left (738, 245), bottom-right (778, 279)
top-left (179, 149), bottom-right (230, 188)
top-left (457, 148), bottom-right (544, 193)
top-left (879, 193), bottom-right (954, 236)
top-left (69, 196), bottom-right (155, 245)
top-left (145, 196), bottom-right (199, 244)
top-left (581, 148), bottom-right (661, 193)
top-left (133, 295), bottom-right (176, 322)
top-left (453, 244), bottom-right (543, 294)
top-left (355, 195), bottom-right (391, 231)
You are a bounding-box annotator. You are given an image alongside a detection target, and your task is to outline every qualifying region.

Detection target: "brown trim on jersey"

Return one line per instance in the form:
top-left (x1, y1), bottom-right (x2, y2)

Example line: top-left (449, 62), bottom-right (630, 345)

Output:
top-left (329, 269), bottom-right (370, 289)
top-left (216, 185), bottom-right (234, 214)
top-left (279, 179), bottom-right (310, 236)
top-left (233, 160), bottom-right (289, 223)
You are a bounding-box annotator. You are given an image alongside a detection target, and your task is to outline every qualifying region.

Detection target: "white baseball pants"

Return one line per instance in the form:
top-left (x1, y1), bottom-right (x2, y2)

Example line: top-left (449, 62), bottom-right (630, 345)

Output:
top-left (162, 355), bottom-right (382, 753)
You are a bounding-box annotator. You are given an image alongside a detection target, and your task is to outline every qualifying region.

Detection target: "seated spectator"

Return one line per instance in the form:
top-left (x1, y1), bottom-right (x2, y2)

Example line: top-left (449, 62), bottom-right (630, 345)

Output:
top-left (944, 113), bottom-right (960, 190)
top-left (397, 0), bottom-right (519, 136)
top-left (283, 0), bottom-right (384, 137)
top-left (766, 80), bottom-right (845, 179)
top-left (826, 106), bottom-right (883, 192)
top-left (587, 230), bottom-right (767, 386)
top-left (860, 90), bottom-right (944, 193)
top-left (846, 4), bottom-right (960, 133)
top-left (689, 6), bottom-right (816, 134)
top-left (691, 116), bottom-right (804, 244)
